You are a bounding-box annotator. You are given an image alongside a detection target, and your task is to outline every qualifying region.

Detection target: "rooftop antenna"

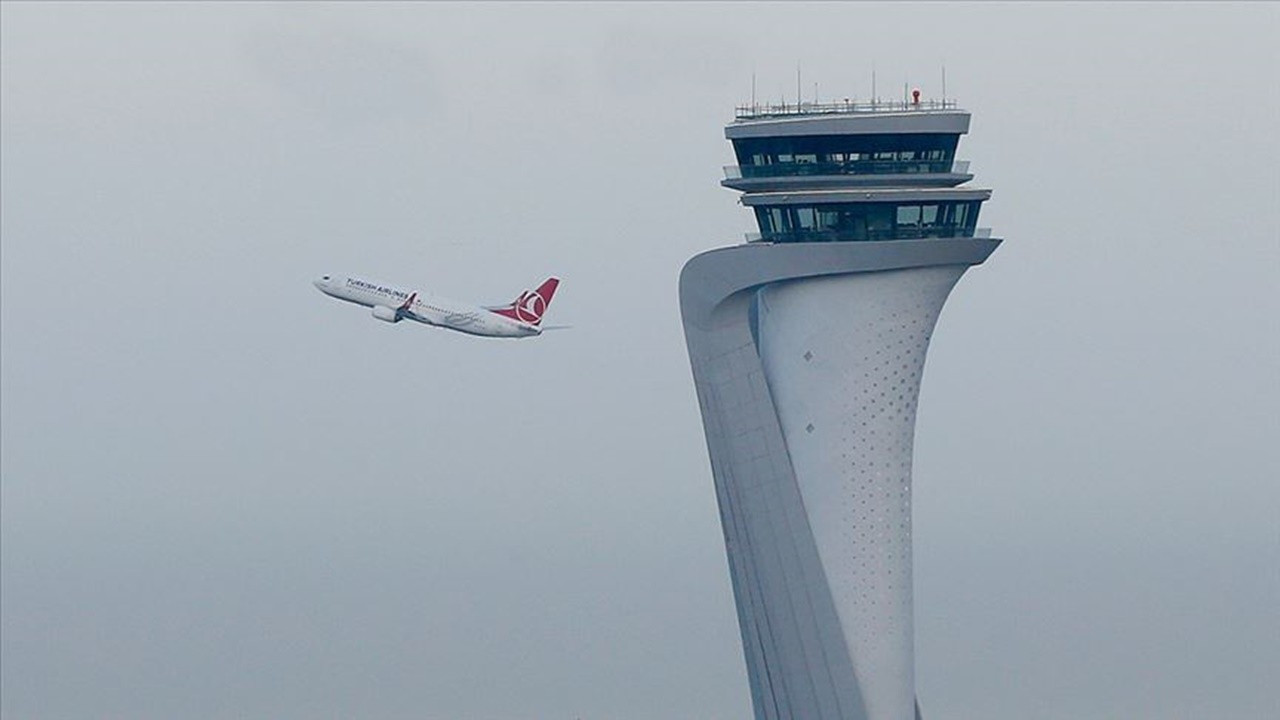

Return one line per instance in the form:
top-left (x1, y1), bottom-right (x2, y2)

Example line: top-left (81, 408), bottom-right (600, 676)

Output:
top-left (941, 64), bottom-right (947, 103)
top-left (796, 62), bottom-right (802, 108)
top-left (871, 63), bottom-right (877, 106)
top-left (814, 82), bottom-right (819, 105)
top-left (751, 68), bottom-right (757, 108)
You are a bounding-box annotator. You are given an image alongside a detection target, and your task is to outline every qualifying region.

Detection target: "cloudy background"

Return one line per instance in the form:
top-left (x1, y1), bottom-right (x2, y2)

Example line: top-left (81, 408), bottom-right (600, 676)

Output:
top-left (2, 3), bottom-right (1276, 719)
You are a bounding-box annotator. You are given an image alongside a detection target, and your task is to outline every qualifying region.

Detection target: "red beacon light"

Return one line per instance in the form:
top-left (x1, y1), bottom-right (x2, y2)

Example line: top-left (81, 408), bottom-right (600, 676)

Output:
top-left (911, 88), bottom-right (921, 106)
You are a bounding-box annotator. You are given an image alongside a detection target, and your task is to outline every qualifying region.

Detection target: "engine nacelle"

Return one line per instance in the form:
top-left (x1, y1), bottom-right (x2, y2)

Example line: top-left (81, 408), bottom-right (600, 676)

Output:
top-left (371, 305), bottom-right (400, 323)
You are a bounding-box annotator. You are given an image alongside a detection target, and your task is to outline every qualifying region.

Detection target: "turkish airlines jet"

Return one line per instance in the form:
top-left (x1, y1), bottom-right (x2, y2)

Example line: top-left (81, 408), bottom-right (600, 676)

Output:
top-left (313, 274), bottom-right (561, 338)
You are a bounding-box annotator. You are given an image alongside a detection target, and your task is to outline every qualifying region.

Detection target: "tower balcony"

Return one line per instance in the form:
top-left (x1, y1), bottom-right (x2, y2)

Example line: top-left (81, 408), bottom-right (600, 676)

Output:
top-left (722, 159), bottom-right (972, 191)
top-left (745, 225), bottom-right (993, 243)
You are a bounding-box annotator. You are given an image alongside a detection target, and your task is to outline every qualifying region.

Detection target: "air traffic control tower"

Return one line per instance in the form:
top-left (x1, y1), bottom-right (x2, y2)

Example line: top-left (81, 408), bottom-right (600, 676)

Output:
top-left (679, 95), bottom-right (1001, 720)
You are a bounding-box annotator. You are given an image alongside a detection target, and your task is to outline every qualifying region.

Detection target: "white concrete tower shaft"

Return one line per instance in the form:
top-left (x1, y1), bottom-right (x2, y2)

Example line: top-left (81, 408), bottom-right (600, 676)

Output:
top-left (682, 101), bottom-right (1001, 720)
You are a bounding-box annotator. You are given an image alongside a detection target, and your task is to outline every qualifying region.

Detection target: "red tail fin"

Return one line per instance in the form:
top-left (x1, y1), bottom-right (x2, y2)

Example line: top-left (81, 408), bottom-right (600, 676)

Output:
top-left (490, 277), bottom-right (559, 325)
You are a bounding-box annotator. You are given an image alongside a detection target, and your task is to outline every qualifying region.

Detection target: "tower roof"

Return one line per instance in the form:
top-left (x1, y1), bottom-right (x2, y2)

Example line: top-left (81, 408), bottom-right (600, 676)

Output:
top-left (727, 100), bottom-right (969, 139)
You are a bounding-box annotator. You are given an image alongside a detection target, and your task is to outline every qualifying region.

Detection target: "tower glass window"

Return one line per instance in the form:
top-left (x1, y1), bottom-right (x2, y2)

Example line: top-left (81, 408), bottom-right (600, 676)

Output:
top-left (753, 200), bottom-right (983, 243)
top-left (734, 133), bottom-right (961, 178)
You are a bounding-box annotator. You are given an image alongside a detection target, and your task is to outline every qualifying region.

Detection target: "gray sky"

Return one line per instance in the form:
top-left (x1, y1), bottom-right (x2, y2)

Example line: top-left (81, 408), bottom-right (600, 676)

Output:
top-left (2, 3), bottom-right (1277, 719)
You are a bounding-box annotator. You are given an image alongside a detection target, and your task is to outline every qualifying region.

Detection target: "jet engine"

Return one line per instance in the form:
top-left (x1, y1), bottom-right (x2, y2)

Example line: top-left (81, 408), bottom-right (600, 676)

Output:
top-left (371, 305), bottom-right (400, 323)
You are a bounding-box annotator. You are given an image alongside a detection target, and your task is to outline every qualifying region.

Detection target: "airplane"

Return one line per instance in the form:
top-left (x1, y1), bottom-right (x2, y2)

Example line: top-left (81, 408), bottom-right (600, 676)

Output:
top-left (313, 273), bottom-right (562, 338)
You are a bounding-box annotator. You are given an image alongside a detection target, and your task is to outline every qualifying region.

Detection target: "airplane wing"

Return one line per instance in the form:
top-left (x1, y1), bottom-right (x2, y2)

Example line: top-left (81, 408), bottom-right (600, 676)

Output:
top-left (396, 292), bottom-right (419, 320)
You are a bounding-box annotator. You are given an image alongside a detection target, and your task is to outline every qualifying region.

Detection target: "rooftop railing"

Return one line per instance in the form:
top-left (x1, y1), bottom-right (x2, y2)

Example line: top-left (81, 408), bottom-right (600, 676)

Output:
top-left (735, 98), bottom-right (960, 121)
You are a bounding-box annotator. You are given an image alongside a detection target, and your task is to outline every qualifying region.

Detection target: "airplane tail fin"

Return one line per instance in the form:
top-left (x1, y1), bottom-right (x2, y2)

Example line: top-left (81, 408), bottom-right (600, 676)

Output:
top-left (490, 277), bottom-right (560, 326)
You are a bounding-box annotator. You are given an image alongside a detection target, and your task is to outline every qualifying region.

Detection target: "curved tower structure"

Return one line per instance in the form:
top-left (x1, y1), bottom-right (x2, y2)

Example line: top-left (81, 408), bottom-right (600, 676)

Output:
top-left (680, 98), bottom-right (1001, 720)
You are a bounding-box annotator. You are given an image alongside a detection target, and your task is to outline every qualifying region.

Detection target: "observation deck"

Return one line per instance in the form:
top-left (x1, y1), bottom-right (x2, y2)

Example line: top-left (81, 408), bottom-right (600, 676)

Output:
top-left (724, 97), bottom-right (992, 243)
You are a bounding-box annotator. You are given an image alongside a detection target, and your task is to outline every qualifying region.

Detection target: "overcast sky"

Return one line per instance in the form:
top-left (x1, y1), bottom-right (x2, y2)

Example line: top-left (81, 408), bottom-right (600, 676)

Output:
top-left (2, 3), bottom-right (1277, 719)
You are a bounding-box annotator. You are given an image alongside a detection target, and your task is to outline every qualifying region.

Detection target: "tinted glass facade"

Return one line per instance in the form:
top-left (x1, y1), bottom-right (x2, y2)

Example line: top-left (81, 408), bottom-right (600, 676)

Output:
top-left (733, 133), bottom-right (960, 178)
top-left (753, 201), bottom-right (981, 243)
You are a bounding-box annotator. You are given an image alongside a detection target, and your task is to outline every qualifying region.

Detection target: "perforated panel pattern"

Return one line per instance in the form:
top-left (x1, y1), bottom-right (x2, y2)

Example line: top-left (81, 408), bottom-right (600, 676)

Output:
top-left (757, 266), bottom-right (965, 720)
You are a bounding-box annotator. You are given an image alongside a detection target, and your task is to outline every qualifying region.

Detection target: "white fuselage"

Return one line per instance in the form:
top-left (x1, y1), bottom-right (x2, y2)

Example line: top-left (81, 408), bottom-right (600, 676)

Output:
top-left (313, 275), bottom-right (540, 338)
